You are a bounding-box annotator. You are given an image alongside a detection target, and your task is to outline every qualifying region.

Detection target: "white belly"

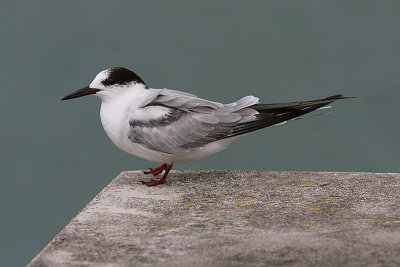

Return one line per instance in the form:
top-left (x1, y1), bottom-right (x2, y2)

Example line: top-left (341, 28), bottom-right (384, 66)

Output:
top-left (100, 102), bottom-right (240, 164)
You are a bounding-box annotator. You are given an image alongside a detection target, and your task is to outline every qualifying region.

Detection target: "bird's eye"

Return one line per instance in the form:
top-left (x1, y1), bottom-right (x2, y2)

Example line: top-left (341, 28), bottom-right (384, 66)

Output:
top-left (102, 78), bottom-right (117, 86)
top-left (106, 78), bottom-right (116, 85)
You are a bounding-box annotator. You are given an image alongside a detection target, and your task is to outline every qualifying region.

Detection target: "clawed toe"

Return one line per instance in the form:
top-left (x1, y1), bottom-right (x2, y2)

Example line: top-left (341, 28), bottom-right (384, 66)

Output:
top-left (141, 163), bottom-right (173, 186)
top-left (141, 179), bottom-right (164, 186)
top-left (143, 169), bottom-right (156, 175)
top-left (143, 164), bottom-right (167, 175)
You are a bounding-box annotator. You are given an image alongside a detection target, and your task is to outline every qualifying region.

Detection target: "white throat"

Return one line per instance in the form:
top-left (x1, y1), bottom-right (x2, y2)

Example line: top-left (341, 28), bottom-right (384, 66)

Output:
top-left (98, 84), bottom-right (153, 153)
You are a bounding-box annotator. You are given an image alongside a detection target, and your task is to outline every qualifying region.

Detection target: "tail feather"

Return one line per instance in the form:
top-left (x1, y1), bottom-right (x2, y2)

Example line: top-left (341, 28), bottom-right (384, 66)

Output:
top-left (227, 94), bottom-right (351, 138)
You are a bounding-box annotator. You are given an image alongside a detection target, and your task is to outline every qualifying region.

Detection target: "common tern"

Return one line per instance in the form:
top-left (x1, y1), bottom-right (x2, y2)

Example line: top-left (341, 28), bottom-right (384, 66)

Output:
top-left (61, 67), bottom-right (349, 186)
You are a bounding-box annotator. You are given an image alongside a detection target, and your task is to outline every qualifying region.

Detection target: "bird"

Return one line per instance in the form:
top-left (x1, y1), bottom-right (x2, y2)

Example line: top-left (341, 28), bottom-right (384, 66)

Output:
top-left (61, 67), bottom-right (349, 186)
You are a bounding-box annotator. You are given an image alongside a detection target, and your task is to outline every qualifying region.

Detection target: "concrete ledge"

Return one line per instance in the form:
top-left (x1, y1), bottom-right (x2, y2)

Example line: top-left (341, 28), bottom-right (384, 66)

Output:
top-left (29, 171), bottom-right (400, 266)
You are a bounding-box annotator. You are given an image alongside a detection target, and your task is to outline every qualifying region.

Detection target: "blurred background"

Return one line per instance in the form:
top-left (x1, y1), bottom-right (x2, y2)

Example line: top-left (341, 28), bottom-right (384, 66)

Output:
top-left (1, 0), bottom-right (399, 265)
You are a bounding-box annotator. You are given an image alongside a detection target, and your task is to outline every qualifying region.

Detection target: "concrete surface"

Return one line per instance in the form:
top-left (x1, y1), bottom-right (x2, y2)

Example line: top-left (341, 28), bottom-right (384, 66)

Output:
top-left (29, 170), bottom-right (400, 266)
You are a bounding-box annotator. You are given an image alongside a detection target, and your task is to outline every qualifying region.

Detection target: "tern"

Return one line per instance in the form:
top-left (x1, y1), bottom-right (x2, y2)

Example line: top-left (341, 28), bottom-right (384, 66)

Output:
top-left (61, 67), bottom-right (349, 186)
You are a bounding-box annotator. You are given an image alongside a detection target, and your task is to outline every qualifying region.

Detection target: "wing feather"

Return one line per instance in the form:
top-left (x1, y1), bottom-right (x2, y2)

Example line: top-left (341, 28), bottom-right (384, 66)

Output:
top-left (128, 91), bottom-right (260, 154)
top-left (129, 90), bottom-right (345, 155)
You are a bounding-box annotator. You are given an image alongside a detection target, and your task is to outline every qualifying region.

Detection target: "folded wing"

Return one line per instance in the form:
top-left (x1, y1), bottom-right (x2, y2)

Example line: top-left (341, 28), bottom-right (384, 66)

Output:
top-left (128, 90), bottom-right (259, 154)
top-left (128, 91), bottom-right (347, 154)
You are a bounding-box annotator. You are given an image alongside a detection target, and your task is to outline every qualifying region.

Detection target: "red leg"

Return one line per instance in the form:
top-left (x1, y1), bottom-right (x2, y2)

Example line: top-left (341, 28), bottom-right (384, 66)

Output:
top-left (143, 163), bottom-right (167, 176)
top-left (141, 164), bottom-right (173, 186)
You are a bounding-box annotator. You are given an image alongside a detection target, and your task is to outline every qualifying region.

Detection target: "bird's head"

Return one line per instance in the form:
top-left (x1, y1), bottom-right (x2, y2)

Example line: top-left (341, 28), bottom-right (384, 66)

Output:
top-left (60, 67), bottom-right (147, 101)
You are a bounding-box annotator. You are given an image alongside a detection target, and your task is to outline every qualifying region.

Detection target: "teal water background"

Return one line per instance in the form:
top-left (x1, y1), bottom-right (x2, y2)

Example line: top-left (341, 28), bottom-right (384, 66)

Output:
top-left (1, 1), bottom-right (399, 265)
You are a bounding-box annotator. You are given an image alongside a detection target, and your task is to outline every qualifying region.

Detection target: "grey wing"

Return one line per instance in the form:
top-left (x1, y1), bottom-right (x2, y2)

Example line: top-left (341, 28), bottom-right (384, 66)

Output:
top-left (128, 91), bottom-right (347, 154)
top-left (128, 90), bottom-right (260, 154)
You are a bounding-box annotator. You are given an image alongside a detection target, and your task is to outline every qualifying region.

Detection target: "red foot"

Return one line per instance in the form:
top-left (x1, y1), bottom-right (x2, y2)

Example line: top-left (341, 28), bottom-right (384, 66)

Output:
top-left (141, 164), bottom-right (173, 186)
top-left (143, 163), bottom-right (167, 176)
top-left (141, 178), bottom-right (167, 186)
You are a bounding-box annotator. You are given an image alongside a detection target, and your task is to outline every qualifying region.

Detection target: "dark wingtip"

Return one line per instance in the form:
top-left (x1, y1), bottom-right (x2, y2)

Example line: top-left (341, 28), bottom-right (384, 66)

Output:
top-left (325, 95), bottom-right (356, 100)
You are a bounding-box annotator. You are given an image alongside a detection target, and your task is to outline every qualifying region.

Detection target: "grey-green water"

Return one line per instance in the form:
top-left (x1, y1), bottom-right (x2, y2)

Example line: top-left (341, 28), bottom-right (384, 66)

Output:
top-left (1, 1), bottom-right (399, 265)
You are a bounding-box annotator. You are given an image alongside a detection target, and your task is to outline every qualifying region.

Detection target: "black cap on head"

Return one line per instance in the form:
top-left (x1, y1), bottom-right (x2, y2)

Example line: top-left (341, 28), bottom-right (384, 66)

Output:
top-left (102, 67), bottom-right (147, 87)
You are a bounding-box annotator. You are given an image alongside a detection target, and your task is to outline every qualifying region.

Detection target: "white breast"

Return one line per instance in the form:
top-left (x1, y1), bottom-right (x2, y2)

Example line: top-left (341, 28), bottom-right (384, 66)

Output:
top-left (98, 87), bottom-right (171, 163)
top-left (98, 87), bottom-right (243, 164)
top-left (100, 101), bottom-right (130, 151)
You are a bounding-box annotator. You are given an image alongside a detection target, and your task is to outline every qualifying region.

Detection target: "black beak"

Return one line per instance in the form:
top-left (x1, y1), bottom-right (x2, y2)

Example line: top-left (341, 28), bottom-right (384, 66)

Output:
top-left (60, 86), bottom-right (101, 101)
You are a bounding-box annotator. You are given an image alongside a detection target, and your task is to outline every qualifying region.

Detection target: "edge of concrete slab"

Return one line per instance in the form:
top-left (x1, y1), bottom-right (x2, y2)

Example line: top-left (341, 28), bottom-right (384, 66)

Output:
top-left (29, 170), bottom-right (400, 266)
